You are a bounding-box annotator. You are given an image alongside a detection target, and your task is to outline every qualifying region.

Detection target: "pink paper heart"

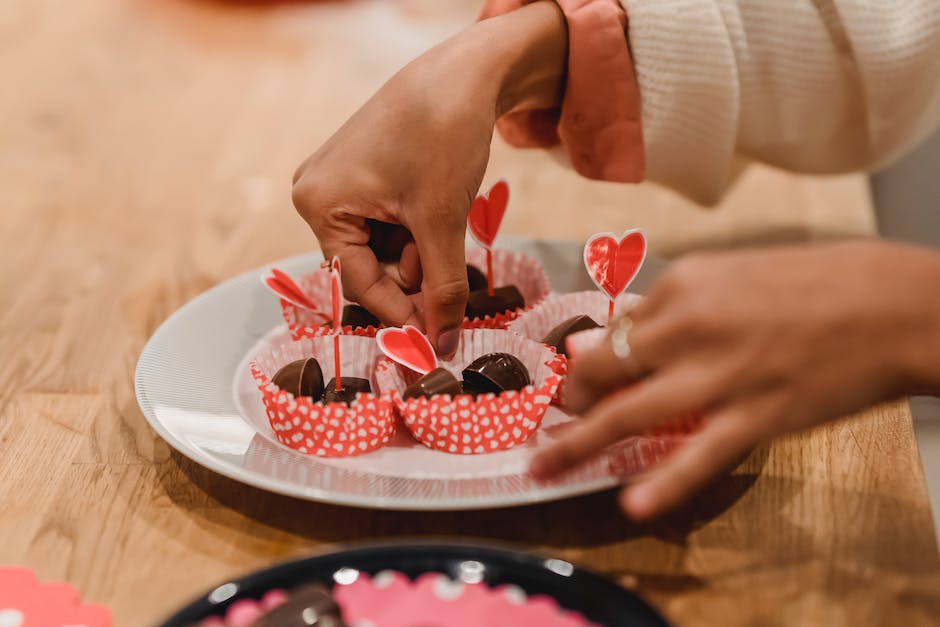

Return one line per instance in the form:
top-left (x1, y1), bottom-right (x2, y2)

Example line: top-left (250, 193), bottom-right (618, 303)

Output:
top-left (468, 180), bottom-right (509, 250)
top-left (329, 256), bottom-right (342, 330)
top-left (583, 230), bottom-right (647, 300)
top-left (376, 326), bottom-right (438, 375)
top-left (262, 269), bottom-right (319, 311)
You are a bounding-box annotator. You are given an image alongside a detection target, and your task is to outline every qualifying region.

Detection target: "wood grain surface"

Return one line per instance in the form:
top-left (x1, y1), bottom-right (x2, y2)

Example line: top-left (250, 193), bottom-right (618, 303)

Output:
top-left (1, 0), bottom-right (936, 625)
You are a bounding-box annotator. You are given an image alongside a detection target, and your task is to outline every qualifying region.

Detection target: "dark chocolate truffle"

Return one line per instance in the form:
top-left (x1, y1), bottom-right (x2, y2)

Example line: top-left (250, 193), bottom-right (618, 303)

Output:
top-left (466, 264), bottom-right (489, 292)
top-left (248, 583), bottom-right (347, 627)
top-left (462, 352), bottom-right (530, 396)
top-left (271, 358), bottom-right (325, 401)
top-left (464, 285), bottom-right (525, 320)
top-left (403, 367), bottom-right (463, 400)
top-left (341, 304), bottom-right (380, 329)
top-left (541, 315), bottom-right (601, 357)
top-left (322, 377), bottom-right (372, 405)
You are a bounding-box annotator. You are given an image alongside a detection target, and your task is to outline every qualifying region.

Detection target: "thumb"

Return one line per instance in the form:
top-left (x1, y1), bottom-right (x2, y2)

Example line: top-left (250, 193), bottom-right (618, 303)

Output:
top-left (411, 211), bottom-right (469, 359)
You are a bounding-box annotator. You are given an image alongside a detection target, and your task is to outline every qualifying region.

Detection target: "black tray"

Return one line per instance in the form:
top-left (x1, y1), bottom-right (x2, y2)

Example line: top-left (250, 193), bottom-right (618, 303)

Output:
top-left (160, 541), bottom-right (670, 627)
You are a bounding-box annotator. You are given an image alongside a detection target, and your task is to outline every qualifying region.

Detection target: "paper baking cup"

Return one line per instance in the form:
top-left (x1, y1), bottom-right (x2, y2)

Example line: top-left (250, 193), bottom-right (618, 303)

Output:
top-left (462, 248), bottom-right (550, 328)
top-left (507, 291), bottom-right (640, 405)
top-left (280, 249), bottom-right (550, 338)
top-left (375, 329), bottom-right (565, 454)
top-left (250, 334), bottom-right (396, 457)
top-left (279, 269), bottom-right (380, 341)
top-left (507, 290), bottom-right (642, 342)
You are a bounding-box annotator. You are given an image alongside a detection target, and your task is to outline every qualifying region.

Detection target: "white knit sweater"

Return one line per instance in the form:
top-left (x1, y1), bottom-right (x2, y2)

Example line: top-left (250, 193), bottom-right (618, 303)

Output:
top-left (619, 0), bottom-right (940, 204)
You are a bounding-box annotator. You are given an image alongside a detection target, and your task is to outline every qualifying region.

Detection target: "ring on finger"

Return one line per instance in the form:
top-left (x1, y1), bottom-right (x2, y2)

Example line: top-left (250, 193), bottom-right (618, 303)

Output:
top-left (609, 313), bottom-right (649, 380)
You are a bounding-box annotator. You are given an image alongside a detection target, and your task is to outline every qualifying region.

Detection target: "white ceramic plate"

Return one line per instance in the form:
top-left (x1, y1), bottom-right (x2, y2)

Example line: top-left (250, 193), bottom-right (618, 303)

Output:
top-left (135, 238), bottom-right (665, 510)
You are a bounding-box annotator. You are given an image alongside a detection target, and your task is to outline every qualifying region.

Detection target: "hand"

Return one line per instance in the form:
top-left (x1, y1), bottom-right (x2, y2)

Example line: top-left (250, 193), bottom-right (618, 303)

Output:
top-left (531, 240), bottom-right (940, 519)
top-left (292, 2), bottom-right (566, 357)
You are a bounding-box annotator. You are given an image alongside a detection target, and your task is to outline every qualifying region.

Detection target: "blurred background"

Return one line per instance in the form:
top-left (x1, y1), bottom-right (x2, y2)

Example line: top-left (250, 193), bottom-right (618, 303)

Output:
top-left (2, 0), bottom-right (936, 531)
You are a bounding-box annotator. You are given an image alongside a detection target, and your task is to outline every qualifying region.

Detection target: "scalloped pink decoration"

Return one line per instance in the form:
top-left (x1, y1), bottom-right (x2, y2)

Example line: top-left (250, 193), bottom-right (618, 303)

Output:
top-left (333, 571), bottom-right (600, 627)
top-left (250, 335), bottom-right (397, 457)
top-left (0, 567), bottom-right (111, 627)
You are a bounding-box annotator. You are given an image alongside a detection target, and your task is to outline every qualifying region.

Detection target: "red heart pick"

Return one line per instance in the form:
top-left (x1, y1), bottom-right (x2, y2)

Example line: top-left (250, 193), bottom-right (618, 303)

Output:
top-left (468, 180), bottom-right (509, 250)
top-left (583, 229), bottom-right (647, 300)
top-left (376, 326), bottom-right (438, 375)
top-left (329, 256), bottom-right (342, 330)
top-left (262, 270), bottom-right (319, 311)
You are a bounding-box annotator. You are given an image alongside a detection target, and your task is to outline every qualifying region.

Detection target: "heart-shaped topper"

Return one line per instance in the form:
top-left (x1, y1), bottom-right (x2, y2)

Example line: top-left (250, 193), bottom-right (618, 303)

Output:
top-left (468, 180), bottom-right (509, 250)
top-left (583, 229), bottom-right (647, 300)
top-left (329, 256), bottom-right (342, 330)
top-left (376, 326), bottom-right (438, 375)
top-left (261, 268), bottom-right (320, 312)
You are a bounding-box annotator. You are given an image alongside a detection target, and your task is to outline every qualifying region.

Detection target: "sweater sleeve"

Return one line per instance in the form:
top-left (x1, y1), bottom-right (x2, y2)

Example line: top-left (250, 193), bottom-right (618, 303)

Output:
top-left (620, 0), bottom-right (940, 204)
top-left (479, 0), bottom-right (645, 183)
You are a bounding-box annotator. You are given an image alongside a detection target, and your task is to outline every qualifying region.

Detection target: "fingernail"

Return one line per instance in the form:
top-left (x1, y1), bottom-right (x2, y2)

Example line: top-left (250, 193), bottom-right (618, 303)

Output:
top-left (623, 485), bottom-right (654, 520)
top-left (436, 327), bottom-right (460, 359)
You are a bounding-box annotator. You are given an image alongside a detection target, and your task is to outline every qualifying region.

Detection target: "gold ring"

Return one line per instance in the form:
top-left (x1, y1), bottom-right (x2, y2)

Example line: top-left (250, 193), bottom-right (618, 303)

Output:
top-left (609, 314), bottom-right (633, 360)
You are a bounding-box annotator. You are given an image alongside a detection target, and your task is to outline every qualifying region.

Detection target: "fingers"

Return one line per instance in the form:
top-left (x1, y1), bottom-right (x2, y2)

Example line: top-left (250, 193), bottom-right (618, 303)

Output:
top-left (529, 366), bottom-right (714, 479)
top-left (332, 243), bottom-right (421, 328)
top-left (409, 210), bottom-right (470, 359)
top-left (564, 330), bottom-right (648, 414)
top-left (619, 407), bottom-right (760, 520)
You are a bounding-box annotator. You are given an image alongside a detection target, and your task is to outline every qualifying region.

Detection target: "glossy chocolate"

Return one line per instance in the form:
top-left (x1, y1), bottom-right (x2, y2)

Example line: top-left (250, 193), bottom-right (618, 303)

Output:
top-left (403, 367), bottom-right (463, 400)
top-left (466, 264), bottom-right (489, 292)
top-left (271, 358), bottom-right (325, 401)
top-left (461, 352), bottom-right (530, 396)
top-left (464, 285), bottom-right (525, 320)
top-left (322, 377), bottom-right (372, 405)
top-left (341, 304), bottom-right (380, 329)
top-left (541, 315), bottom-right (601, 357)
top-left (248, 583), bottom-right (346, 627)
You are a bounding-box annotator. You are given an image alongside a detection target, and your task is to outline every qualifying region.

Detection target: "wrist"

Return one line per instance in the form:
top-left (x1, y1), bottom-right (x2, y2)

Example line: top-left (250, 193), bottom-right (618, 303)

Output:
top-left (455, 1), bottom-right (568, 117)
top-left (897, 247), bottom-right (940, 395)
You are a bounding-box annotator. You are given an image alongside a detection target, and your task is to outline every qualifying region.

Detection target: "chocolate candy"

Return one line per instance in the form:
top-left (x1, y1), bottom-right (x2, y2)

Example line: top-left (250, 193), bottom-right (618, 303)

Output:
top-left (462, 352), bottom-right (530, 396)
top-left (465, 286), bottom-right (525, 320)
top-left (466, 264), bottom-right (489, 292)
top-left (322, 377), bottom-right (372, 405)
top-left (271, 358), bottom-right (325, 401)
top-left (541, 315), bottom-right (601, 357)
top-left (248, 583), bottom-right (347, 627)
top-left (341, 304), bottom-right (380, 329)
top-left (403, 367), bottom-right (463, 400)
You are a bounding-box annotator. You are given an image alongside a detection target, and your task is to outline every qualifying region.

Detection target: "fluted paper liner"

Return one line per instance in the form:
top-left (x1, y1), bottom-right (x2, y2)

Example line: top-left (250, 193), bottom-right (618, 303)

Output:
top-left (508, 291), bottom-right (640, 404)
top-left (278, 269), bottom-right (380, 340)
top-left (375, 329), bottom-right (565, 454)
top-left (250, 334), bottom-right (396, 457)
top-left (507, 290), bottom-right (642, 342)
top-left (462, 248), bottom-right (551, 328)
top-left (280, 249), bottom-right (551, 338)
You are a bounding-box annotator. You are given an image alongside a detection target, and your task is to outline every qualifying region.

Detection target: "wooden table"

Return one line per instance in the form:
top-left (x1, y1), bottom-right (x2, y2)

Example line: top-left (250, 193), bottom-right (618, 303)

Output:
top-left (2, 0), bottom-right (938, 625)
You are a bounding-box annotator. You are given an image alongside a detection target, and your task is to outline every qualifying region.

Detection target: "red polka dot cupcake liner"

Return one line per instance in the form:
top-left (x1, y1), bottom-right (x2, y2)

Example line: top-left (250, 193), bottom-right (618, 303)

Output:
top-left (250, 334), bottom-right (396, 457)
top-left (279, 249), bottom-right (551, 339)
top-left (375, 329), bottom-right (565, 454)
top-left (462, 248), bottom-right (551, 329)
top-left (507, 290), bottom-right (641, 404)
top-left (278, 268), bottom-right (381, 341)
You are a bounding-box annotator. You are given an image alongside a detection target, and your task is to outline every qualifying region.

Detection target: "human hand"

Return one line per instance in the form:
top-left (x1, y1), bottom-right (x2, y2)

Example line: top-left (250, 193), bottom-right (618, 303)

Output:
top-left (531, 240), bottom-right (940, 519)
top-left (292, 2), bottom-right (566, 357)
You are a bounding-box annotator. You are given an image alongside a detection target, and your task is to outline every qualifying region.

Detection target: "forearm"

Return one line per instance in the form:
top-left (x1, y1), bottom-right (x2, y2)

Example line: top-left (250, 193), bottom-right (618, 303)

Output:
top-left (895, 245), bottom-right (940, 396)
top-left (398, 2), bottom-right (567, 122)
